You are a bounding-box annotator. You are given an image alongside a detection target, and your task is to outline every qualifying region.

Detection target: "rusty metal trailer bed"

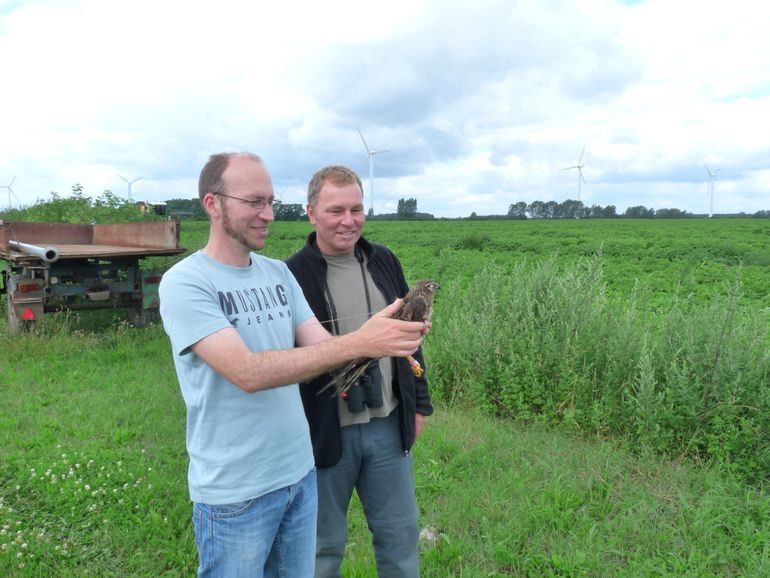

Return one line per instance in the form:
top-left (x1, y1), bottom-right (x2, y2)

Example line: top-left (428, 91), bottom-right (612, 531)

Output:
top-left (0, 220), bottom-right (185, 330)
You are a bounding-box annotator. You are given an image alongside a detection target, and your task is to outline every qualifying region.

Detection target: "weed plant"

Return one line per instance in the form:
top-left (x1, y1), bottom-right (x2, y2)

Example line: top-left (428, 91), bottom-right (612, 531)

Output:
top-left (427, 257), bottom-right (770, 484)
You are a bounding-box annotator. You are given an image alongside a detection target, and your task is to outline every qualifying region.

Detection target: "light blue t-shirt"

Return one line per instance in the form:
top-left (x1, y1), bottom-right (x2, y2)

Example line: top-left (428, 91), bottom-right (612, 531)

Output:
top-left (159, 250), bottom-right (315, 505)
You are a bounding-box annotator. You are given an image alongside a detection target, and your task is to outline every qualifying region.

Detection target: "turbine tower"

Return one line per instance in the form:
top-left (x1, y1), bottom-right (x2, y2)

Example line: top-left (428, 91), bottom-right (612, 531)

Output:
top-left (563, 144), bottom-right (588, 203)
top-left (117, 173), bottom-right (143, 200)
top-left (357, 127), bottom-right (389, 215)
top-left (704, 164), bottom-right (719, 218)
top-left (1, 176), bottom-right (18, 210)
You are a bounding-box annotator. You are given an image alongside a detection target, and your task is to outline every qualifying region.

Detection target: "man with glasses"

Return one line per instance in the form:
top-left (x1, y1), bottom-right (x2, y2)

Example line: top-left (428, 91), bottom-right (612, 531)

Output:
top-left (286, 165), bottom-right (433, 577)
top-left (159, 152), bottom-right (427, 577)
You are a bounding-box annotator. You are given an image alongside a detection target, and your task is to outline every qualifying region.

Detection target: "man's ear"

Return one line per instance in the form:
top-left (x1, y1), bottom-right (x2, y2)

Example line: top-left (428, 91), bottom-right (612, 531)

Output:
top-left (203, 193), bottom-right (221, 220)
top-left (307, 204), bottom-right (316, 224)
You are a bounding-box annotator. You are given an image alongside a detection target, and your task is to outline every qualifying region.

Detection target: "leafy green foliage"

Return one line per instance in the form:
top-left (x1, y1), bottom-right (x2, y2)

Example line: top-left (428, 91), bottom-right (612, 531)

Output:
top-left (427, 258), bottom-right (770, 483)
top-left (1, 185), bottom-right (154, 224)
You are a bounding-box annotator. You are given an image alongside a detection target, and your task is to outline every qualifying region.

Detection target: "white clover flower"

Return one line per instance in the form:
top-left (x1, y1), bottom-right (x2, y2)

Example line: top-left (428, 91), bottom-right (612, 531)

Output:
top-left (21, 543), bottom-right (27, 549)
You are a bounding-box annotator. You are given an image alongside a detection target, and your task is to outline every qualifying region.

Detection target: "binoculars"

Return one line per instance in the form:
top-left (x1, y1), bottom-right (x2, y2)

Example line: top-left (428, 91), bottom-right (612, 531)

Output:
top-left (344, 362), bottom-right (384, 413)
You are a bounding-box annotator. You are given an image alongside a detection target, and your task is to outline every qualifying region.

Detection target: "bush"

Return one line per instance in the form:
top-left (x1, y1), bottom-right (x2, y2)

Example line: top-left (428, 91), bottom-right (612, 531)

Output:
top-left (425, 256), bottom-right (770, 483)
top-left (1, 185), bottom-right (153, 224)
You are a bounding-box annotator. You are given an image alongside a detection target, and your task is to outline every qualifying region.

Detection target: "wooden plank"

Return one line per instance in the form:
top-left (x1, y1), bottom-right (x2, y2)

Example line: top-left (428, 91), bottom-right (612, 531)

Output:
top-left (0, 221), bottom-right (92, 247)
top-left (39, 243), bottom-right (184, 258)
top-left (1, 220), bottom-right (184, 261)
top-left (92, 221), bottom-right (180, 249)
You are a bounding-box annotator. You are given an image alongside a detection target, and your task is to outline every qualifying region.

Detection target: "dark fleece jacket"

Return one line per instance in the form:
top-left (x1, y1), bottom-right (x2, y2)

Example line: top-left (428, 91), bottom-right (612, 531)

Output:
top-left (285, 232), bottom-right (434, 468)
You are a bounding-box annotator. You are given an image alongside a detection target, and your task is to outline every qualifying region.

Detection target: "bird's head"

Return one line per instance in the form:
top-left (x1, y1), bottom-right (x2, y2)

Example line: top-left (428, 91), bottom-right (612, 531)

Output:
top-left (415, 279), bottom-right (440, 293)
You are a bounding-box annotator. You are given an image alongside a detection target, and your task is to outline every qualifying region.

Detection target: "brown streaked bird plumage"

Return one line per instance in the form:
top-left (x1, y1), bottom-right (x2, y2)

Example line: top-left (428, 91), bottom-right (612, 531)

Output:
top-left (320, 279), bottom-right (440, 396)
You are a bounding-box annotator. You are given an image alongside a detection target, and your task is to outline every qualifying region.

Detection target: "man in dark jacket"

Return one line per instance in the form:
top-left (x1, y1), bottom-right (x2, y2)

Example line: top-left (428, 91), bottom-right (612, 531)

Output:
top-left (286, 165), bottom-right (433, 578)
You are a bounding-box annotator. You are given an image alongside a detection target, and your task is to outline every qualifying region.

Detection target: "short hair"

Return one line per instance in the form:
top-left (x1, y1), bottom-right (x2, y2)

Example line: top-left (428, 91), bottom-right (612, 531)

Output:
top-left (307, 165), bottom-right (364, 208)
top-left (198, 152), bottom-right (263, 203)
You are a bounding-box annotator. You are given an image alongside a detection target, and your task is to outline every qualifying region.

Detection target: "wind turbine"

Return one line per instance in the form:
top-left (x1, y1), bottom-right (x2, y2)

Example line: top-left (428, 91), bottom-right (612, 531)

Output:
top-left (1, 176), bottom-right (18, 210)
top-left (563, 144), bottom-right (588, 203)
top-left (117, 173), bottom-right (143, 200)
top-left (704, 164), bottom-right (719, 218)
top-left (357, 127), bottom-right (389, 215)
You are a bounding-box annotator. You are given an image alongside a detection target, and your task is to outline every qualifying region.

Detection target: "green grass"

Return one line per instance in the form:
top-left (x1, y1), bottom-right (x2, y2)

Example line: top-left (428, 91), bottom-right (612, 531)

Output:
top-left (1, 320), bottom-right (768, 576)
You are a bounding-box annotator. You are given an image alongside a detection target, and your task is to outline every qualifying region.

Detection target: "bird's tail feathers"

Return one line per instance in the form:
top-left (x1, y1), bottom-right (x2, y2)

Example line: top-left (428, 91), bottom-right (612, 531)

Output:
top-left (318, 358), bottom-right (370, 396)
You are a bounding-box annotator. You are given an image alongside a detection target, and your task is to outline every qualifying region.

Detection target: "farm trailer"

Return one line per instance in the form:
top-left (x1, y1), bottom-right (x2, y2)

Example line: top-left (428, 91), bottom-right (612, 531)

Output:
top-left (0, 220), bottom-right (185, 331)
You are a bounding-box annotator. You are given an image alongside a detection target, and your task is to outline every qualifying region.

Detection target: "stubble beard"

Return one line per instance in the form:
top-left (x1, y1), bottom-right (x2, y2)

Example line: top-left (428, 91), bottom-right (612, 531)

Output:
top-left (221, 204), bottom-right (265, 252)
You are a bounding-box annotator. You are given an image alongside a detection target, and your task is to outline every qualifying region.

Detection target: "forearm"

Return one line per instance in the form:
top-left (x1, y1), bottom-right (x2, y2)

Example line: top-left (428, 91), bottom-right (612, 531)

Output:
top-left (192, 328), bottom-right (372, 393)
top-left (230, 332), bottom-right (364, 392)
top-left (192, 301), bottom-right (424, 393)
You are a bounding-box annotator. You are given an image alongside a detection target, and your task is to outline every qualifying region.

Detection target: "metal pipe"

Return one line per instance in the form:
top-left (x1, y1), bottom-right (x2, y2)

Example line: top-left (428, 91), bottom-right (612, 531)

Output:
top-left (9, 240), bottom-right (60, 263)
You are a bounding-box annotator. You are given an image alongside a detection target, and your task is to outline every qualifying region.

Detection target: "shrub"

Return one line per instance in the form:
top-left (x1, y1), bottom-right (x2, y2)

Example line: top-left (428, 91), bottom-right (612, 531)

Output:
top-left (425, 256), bottom-right (770, 483)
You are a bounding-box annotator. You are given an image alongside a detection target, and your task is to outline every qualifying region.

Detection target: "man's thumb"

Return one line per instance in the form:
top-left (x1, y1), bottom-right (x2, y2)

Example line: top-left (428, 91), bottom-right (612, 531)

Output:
top-left (375, 298), bottom-right (404, 318)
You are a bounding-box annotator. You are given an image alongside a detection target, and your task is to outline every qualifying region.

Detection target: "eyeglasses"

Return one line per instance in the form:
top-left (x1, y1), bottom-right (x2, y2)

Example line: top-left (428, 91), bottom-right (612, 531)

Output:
top-left (212, 192), bottom-right (275, 210)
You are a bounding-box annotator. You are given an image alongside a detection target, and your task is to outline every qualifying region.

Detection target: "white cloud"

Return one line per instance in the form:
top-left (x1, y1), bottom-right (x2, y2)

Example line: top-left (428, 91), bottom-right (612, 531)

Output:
top-left (0, 0), bottom-right (768, 217)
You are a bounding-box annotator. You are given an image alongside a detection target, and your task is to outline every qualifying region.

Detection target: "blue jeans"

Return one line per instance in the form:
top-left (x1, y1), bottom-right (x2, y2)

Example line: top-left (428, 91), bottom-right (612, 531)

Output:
top-left (315, 410), bottom-right (419, 578)
top-left (193, 468), bottom-right (317, 578)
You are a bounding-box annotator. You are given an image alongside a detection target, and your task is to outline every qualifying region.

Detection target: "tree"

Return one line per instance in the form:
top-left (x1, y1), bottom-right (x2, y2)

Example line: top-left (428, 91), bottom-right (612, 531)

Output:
top-left (655, 208), bottom-right (690, 219)
top-left (507, 202), bottom-right (527, 219)
top-left (397, 198), bottom-right (418, 219)
top-left (272, 202), bottom-right (306, 221)
top-left (527, 200), bottom-right (545, 219)
top-left (624, 205), bottom-right (655, 218)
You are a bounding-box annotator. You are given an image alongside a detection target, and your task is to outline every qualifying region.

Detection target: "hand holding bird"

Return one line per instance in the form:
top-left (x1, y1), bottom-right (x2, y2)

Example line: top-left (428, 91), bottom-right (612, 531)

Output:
top-left (320, 279), bottom-right (440, 396)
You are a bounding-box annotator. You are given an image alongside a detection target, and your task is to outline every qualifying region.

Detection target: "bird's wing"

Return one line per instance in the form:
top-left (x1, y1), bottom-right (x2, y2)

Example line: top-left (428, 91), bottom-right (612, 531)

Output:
top-left (399, 294), bottom-right (429, 322)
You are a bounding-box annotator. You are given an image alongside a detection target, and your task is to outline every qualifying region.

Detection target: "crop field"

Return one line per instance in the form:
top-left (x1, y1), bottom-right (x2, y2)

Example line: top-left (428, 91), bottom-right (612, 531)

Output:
top-left (1, 217), bottom-right (769, 576)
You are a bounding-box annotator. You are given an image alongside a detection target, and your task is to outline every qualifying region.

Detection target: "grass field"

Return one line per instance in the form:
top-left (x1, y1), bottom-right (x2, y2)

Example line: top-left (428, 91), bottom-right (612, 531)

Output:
top-left (1, 218), bottom-right (769, 576)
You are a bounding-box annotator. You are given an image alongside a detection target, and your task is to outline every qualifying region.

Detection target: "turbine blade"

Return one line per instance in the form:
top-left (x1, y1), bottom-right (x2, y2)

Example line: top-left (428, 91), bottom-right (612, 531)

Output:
top-left (579, 144), bottom-right (586, 163)
top-left (357, 127), bottom-right (371, 153)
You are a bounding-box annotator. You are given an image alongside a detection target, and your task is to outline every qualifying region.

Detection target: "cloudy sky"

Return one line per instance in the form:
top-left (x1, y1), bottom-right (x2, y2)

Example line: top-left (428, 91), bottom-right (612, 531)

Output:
top-left (1, 0), bottom-right (768, 218)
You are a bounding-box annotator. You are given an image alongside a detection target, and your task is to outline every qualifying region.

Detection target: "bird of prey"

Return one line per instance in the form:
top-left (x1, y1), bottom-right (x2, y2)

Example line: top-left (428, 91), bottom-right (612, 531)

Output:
top-left (320, 279), bottom-right (440, 396)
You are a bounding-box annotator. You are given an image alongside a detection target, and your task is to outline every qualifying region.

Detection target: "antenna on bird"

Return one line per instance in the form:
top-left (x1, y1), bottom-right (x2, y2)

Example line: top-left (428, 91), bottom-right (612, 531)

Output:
top-left (117, 173), bottom-right (143, 200)
top-left (357, 127), bottom-right (389, 215)
top-left (704, 164), bottom-right (720, 218)
top-left (563, 144), bottom-right (588, 204)
top-left (1, 176), bottom-right (19, 210)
